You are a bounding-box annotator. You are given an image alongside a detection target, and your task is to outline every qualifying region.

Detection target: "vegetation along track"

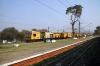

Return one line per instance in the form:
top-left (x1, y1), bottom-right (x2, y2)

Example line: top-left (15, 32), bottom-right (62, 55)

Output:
top-left (33, 37), bottom-right (99, 66)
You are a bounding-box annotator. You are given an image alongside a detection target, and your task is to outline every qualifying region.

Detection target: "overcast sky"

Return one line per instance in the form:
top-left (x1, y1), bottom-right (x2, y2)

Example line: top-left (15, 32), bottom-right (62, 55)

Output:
top-left (0, 0), bottom-right (100, 33)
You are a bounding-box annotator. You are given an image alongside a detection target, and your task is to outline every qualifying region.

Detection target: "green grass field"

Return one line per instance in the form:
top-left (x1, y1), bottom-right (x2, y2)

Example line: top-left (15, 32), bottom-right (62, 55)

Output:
top-left (0, 39), bottom-right (73, 54)
top-left (0, 37), bottom-right (94, 65)
top-left (0, 37), bottom-right (92, 55)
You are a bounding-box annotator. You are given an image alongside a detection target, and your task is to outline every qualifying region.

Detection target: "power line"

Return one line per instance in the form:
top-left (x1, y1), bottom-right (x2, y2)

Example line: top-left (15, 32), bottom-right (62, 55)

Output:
top-left (81, 23), bottom-right (92, 29)
top-left (65, 0), bottom-right (72, 6)
top-left (58, 0), bottom-right (93, 34)
top-left (0, 0), bottom-right (71, 27)
top-left (80, 17), bottom-right (88, 23)
top-left (0, 14), bottom-right (70, 28)
top-left (65, 0), bottom-right (92, 23)
top-left (0, 15), bottom-right (63, 28)
top-left (0, 21), bottom-right (58, 32)
top-left (0, 21), bottom-right (45, 28)
top-left (82, 15), bottom-right (92, 23)
top-left (0, 15), bottom-right (50, 25)
top-left (58, 0), bottom-right (68, 7)
top-left (36, 0), bottom-right (69, 19)
top-left (58, 0), bottom-right (87, 23)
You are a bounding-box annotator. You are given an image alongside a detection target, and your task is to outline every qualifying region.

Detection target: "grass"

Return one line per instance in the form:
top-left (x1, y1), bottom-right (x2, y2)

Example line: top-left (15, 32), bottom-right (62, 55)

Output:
top-left (0, 37), bottom-right (91, 54)
top-left (31, 42), bottom-right (85, 66)
top-left (31, 37), bottom-right (97, 66)
top-left (0, 39), bottom-right (72, 54)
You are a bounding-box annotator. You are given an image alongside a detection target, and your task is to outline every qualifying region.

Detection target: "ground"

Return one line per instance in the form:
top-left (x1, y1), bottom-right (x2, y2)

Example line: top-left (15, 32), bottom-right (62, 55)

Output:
top-left (0, 37), bottom-right (93, 65)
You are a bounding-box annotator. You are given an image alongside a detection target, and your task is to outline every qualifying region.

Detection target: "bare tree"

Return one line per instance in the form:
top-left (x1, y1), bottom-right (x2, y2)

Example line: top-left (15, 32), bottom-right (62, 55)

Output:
top-left (66, 5), bottom-right (83, 38)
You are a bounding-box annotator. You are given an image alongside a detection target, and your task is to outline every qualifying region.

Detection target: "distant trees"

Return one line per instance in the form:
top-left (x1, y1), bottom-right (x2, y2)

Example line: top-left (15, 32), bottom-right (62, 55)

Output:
top-left (38, 29), bottom-right (48, 32)
top-left (96, 26), bottom-right (100, 35)
top-left (0, 27), bottom-right (49, 42)
top-left (94, 26), bottom-right (100, 35)
top-left (0, 27), bottom-right (19, 41)
top-left (66, 5), bottom-right (83, 38)
top-left (17, 30), bottom-right (28, 41)
top-left (32, 28), bottom-right (48, 32)
top-left (0, 27), bottom-right (29, 42)
top-left (0, 32), bottom-right (1, 42)
top-left (32, 28), bottom-right (38, 31)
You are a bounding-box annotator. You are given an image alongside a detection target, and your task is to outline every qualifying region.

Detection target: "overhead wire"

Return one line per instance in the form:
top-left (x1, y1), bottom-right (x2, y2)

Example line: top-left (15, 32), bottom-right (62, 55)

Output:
top-left (0, 15), bottom-right (58, 29)
top-left (36, 0), bottom-right (70, 19)
top-left (0, 0), bottom-right (77, 31)
top-left (58, 0), bottom-right (68, 7)
top-left (0, 15), bottom-right (61, 32)
top-left (0, 20), bottom-right (46, 28)
top-left (0, 15), bottom-right (50, 25)
top-left (65, 0), bottom-right (93, 30)
top-left (65, 0), bottom-right (72, 6)
top-left (65, 0), bottom-right (92, 23)
top-left (58, 0), bottom-right (87, 23)
top-left (58, 0), bottom-right (93, 33)
top-left (81, 23), bottom-right (92, 29)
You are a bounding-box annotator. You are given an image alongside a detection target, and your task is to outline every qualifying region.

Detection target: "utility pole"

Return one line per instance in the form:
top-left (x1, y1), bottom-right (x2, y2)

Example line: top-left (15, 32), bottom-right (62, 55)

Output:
top-left (48, 27), bottom-right (49, 32)
top-left (89, 29), bottom-right (90, 35)
top-left (79, 20), bottom-right (80, 39)
top-left (63, 29), bottom-right (64, 32)
top-left (57, 30), bottom-right (59, 33)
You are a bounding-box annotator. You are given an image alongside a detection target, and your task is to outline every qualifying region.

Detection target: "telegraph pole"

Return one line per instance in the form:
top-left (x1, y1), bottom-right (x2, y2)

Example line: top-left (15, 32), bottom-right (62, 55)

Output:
top-left (48, 27), bottom-right (49, 32)
top-left (79, 20), bottom-right (80, 39)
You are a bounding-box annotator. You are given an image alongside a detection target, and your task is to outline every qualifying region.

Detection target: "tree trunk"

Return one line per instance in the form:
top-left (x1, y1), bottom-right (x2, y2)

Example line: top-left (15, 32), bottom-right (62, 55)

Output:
top-left (72, 24), bottom-right (75, 38)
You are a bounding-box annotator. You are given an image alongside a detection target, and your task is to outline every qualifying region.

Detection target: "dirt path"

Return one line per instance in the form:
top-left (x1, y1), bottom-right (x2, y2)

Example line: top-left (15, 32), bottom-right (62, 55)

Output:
top-left (0, 37), bottom-right (93, 65)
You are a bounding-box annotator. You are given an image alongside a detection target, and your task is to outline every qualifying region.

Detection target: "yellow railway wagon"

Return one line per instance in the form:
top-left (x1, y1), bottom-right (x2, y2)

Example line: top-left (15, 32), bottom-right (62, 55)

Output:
top-left (67, 32), bottom-right (72, 38)
top-left (82, 34), bottom-right (87, 37)
top-left (44, 32), bottom-right (53, 39)
top-left (31, 31), bottom-right (41, 40)
top-left (53, 33), bottom-right (61, 39)
top-left (60, 32), bottom-right (67, 39)
top-left (24, 31), bottom-right (32, 41)
top-left (25, 31), bottom-right (41, 42)
top-left (79, 33), bottom-right (82, 37)
top-left (75, 33), bottom-right (82, 37)
top-left (75, 33), bottom-right (79, 37)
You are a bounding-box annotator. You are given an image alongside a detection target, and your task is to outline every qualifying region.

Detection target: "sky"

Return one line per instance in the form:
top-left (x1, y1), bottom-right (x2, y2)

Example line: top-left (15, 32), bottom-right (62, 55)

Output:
top-left (0, 0), bottom-right (100, 33)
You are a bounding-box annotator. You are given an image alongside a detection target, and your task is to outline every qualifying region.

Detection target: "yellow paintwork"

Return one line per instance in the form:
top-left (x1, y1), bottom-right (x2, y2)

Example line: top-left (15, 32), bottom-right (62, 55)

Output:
top-left (53, 33), bottom-right (61, 38)
top-left (61, 32), bottom-right (67, 38)
top-left (75, 33), bottom-right (82, 37)
top-left (25, 30), bottom-right (89, 42)
top-left (75, 33), bottom-right (79, 37)
top-left (31, 31), bottom-right (40, 39)
top-left (44, 32), bottom-right (54, 38)
top-left (24, 36), bottom-right (31, 40)
top-left (82, 34), bottom-right (87, 37)
top-left (79, 34), bottom-right (82, 37)
top-left (67, 33), bottom-right (72, 38)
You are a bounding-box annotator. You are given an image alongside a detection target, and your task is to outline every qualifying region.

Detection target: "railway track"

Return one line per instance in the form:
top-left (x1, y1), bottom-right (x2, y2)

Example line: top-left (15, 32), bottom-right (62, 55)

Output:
top-left (2, 37), bottom-right (95, 66)
top-left (44, 37), bottom-right (98, 66)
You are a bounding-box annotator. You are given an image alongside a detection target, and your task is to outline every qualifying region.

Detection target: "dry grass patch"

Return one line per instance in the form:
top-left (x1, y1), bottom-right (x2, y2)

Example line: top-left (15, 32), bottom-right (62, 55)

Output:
top-left (0, 37), bottom-right (91, 55)
top-left (0, 39), bottom-right (73, 54)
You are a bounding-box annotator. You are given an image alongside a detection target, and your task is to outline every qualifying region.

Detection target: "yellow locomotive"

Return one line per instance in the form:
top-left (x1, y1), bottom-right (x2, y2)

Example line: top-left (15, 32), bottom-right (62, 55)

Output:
top-left (24, 31), bottom-right (53, 42)
top-left (24, 31), bottom-right (89, 42)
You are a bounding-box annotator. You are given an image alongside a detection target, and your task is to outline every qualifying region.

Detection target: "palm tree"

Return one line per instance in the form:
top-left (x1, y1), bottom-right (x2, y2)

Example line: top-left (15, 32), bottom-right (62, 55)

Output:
top-left (66, 5), bottom-right (83, 38)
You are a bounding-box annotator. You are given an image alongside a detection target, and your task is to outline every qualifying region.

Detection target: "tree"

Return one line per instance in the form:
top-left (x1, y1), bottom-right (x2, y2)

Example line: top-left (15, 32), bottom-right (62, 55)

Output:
top-left (66, 5), bottom-right (83, 38)
top-left (1, 27), bottom-right (19, 41)
top-left (96, 26), bottom-right (100, 35)
top-left (0, 32), bottom-right (1, 42)
top-left (17, 30), bottom-right (28, 41)
top-left (38, 29), bottom-right (48, 32)
top-left (32, 28), bottom-right (38, 31)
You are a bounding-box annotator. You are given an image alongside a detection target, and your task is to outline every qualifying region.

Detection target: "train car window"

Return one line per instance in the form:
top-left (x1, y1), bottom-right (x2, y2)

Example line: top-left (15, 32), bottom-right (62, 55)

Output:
top-left (50, 34), bottom-right (53, 38)
top-left (33, 34), bottom-right (36, 36)
top-left (26, 32), bottom-right (31, 36)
